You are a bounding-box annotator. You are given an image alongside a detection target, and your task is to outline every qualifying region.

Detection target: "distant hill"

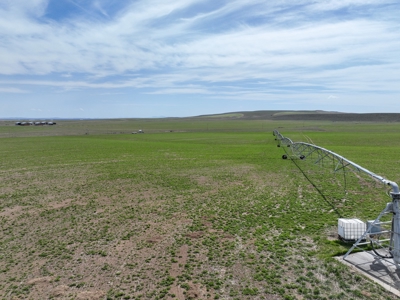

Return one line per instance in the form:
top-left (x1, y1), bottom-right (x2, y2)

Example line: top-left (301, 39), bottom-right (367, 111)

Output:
top-left (3, 111), bottom-right (400, 122)
top-left (195, 110), bottom-right (400, 122)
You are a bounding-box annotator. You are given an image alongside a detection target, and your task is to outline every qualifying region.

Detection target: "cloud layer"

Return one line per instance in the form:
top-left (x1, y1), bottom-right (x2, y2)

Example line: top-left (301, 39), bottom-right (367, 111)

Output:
top-left (1, 0), bottom-right (399, 117)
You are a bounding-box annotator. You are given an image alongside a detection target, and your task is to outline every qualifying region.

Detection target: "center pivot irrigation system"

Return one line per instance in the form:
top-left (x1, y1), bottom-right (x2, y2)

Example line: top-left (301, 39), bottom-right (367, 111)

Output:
top-left (273, 130), bottom-right (400, 264)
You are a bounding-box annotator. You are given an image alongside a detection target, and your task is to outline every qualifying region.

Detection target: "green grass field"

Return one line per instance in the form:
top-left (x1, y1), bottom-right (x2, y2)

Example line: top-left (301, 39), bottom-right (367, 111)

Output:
top-left (0, 119), bottom-right (399, 299)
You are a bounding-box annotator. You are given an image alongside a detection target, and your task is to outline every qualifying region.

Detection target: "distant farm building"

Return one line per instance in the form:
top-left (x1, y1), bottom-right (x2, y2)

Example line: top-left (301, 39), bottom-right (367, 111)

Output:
top-left (15, 121), bottom-right (56, 126)
top-left (132, 130), bottom-right (144, 134)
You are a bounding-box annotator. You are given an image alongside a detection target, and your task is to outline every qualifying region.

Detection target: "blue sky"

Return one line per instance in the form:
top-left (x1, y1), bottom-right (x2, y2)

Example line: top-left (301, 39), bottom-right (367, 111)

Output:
top-left (1, 0), bottom-right (399, 118)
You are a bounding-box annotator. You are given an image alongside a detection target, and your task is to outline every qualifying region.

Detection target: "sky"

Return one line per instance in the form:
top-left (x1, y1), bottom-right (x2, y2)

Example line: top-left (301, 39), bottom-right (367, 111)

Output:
top-left (0, 0), bottom-right (399, 118)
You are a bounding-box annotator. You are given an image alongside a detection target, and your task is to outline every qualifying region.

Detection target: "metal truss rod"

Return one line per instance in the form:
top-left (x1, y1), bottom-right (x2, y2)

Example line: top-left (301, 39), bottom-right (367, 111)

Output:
top-left (273, 130), bottom-right (400, 264)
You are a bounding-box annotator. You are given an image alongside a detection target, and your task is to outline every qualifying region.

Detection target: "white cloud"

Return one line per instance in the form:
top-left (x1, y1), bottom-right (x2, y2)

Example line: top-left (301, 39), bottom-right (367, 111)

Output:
top-left (0, 0), bottom-right (399, 116)
top-left (92, 0), bottom-right (109, 18)
top-left (146, 88), bottom-right (210, 95)
top-left (1, 0), bottom-right (49, 17)
top-left (0, 1), bottom-right (398, 78)
top-left (0, 87), bottom-right (29, 93)
top-left (309, 0), bottom-right (397, 11)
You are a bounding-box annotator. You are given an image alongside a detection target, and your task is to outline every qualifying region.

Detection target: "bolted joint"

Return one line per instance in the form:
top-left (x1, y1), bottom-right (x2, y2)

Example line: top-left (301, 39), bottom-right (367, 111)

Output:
top-left (390, 192), bottom-right (400, 200)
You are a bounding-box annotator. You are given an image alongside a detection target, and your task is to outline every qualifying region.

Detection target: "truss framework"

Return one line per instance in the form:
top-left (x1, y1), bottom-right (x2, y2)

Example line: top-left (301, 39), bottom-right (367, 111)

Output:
top-left (273, 130), bottom-right (400, 264)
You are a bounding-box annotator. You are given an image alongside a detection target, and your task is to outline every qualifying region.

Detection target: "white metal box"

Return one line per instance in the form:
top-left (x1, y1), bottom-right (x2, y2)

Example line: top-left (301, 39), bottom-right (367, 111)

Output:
top-left (367, 220), bottom-right (382, 234)
top-left (338, 218), bottom-right (366, 241)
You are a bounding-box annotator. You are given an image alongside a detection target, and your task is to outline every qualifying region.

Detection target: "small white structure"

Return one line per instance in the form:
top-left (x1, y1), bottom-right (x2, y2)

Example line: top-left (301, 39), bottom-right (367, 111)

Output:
top-left (366, 220), bottom-right (382, 235)
top-left (338, 218), bottom-right (366, 241)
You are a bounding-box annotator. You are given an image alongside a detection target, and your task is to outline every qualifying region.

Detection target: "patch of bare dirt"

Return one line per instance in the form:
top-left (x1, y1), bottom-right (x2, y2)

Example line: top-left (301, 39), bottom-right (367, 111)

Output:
top-left (27, 276), bottom-right (53, 285)
top-left (49, 198), bottom-right (79, 209)
top-left (0, 205), bottom-right (25, 217)
top-left (186, 282), bottom-right (208, 299)
top-left (170, 244), bottom-right (188, 277)
top-left (76, 290), bottom-right (106, 300)
top-left (325, 226), bottom-right (339, 241)
top-left (168, 285), bottom-right (186, 300)
top-left (146, 236), bottom-right (163, 244)
top-left (50, 285), bottom-right (69, 298)
top-left (193, 175), bottom-right (209, 185)
top-left (168, 244), bottom-right (189, 299)
top-left (186, 231), bottom-right (204, 239)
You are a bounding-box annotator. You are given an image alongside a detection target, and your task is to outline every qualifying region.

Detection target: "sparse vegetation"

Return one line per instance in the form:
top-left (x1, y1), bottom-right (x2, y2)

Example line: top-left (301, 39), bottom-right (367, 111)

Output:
top-left (0, 117), bottom-right (399, 299)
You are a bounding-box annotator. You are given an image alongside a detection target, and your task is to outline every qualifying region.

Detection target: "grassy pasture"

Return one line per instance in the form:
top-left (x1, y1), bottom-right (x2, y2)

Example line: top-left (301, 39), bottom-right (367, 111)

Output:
top-left (0, 118), bottom-right (273, 138)
top-left (0, 119), bottom-right (399, 299)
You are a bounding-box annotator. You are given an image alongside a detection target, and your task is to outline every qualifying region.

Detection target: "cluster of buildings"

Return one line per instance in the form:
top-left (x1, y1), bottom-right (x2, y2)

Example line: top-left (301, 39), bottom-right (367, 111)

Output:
top-left (15, 121), bottom-right (56, 126)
